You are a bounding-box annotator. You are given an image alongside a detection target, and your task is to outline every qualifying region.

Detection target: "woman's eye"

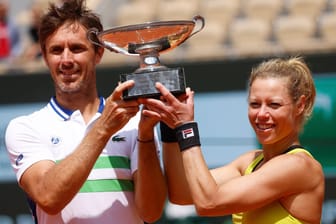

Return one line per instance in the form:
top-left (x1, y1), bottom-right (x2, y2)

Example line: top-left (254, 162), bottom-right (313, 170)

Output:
top-left (249, 102), bottom-right (260, 108)
top-left (269, 103), bottom-right (281, 109)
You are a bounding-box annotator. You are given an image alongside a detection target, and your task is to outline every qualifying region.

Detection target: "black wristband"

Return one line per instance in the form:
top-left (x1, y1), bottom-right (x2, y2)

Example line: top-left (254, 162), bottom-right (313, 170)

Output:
top-left (176, 122), bottom-right (201, 151)
top-left (160, 122), bottom-right (177, 142)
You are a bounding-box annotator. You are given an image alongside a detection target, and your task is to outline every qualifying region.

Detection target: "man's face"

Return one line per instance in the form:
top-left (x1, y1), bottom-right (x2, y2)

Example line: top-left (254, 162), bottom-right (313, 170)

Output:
top-left (43, 22), bottom-right (103, 95)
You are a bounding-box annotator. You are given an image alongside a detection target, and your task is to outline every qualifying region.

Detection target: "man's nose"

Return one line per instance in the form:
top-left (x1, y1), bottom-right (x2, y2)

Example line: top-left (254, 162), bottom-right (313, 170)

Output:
top-left (60, 48), bottom-right (73, 61)
top-left (60, 49), bottom-right (74, 69)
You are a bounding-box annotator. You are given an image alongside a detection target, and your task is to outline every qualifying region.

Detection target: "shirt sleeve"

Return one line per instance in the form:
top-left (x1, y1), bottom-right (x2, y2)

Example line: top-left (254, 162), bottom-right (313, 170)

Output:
top-left (5, 116), bottom-right (55, 182)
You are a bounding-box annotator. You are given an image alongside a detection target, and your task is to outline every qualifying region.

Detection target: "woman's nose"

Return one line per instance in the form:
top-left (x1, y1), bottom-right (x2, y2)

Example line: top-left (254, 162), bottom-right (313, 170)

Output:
top-left (258, 105), bottom-right (270, 118)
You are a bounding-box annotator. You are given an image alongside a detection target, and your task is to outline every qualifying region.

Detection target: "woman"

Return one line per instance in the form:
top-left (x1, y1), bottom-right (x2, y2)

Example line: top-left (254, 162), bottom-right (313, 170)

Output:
top-left (140, 57), bottom-right (324, 223)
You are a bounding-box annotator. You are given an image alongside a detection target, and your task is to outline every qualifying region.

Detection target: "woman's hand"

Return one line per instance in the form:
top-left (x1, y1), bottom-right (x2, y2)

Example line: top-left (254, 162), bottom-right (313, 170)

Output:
top-left (139, 82), bottom-right (195, 129)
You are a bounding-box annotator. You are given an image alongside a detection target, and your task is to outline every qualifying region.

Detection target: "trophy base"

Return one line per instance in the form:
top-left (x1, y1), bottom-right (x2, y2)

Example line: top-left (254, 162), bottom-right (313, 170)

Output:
top-left (120, 67), bottom-right (186, 100)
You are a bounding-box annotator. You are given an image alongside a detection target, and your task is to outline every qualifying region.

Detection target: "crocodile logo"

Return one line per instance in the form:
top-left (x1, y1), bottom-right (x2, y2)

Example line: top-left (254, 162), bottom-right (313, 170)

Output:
top-left (112, 135), bottom-right (126, 142)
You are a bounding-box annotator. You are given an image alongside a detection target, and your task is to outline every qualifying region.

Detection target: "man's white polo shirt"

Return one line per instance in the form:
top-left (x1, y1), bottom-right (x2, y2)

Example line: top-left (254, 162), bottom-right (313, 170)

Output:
top-left (5, 96), bottom-right (160, 224)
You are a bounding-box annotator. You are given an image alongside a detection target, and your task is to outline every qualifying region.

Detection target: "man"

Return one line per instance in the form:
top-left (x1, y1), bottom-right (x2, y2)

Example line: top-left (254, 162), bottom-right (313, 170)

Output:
top-left (5, 0), bottom-right (166, 223)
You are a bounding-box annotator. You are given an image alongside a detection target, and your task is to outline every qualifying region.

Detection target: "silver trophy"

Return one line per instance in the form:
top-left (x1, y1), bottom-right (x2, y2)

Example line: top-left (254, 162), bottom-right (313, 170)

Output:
top-left (88, 15), bottom-right (204, 99)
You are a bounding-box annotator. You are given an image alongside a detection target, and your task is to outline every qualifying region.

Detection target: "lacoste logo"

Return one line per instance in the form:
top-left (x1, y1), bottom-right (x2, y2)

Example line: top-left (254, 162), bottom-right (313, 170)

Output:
top-left (112, 135), bottom-right (126, 142)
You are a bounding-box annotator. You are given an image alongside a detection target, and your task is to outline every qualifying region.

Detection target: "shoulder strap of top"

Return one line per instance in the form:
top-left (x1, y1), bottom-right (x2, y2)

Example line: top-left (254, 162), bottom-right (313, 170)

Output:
top-left (244, 152), bottom-right (264, 175)
top-left (244, 147), bottom-right (312, 175)
top-left (287, 148), bottom-right (313, 158)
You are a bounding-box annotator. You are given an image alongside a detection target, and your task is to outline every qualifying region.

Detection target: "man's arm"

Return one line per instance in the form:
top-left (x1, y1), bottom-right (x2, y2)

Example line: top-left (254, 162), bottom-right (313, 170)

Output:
top-left (133, 106), bottom-right (167, 223)
top-left (19, 81), bottom-right (140, 214)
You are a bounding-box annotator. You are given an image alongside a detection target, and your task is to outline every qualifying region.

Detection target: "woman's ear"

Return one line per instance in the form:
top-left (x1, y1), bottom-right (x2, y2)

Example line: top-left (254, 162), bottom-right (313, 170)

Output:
top-left (296, 95), bottom-right (306, 116)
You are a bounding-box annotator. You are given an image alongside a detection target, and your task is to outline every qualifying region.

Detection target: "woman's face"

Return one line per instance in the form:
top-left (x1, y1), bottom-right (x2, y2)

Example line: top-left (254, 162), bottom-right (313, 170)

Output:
top-left (248, 77), bottom-right (300, 145)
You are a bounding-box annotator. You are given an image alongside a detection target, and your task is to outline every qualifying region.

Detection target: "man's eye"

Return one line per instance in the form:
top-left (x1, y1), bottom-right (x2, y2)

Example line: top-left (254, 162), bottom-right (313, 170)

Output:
top-left (71, 46), bottom-right (86, 53)
top-left (71, 48), bottom-right (83, 53)
top-left (50, 47), bottom-right (63, 54)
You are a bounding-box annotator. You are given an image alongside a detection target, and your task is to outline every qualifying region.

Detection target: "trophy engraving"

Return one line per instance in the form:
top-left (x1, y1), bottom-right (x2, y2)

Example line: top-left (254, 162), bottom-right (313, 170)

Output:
top-left (88, 15), bottom-right (205, 99)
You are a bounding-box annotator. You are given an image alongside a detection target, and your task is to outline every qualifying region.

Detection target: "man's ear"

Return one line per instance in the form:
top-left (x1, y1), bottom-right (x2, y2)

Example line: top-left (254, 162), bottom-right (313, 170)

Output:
top-left (95, 47), bottom-right (104, 64)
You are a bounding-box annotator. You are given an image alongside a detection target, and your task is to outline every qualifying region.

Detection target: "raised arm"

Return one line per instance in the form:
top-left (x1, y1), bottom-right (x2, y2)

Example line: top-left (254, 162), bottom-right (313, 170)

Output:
top-left (12, 81), bottom-right (140, 214)
top-left (133, 105), bottom-right (167, 223)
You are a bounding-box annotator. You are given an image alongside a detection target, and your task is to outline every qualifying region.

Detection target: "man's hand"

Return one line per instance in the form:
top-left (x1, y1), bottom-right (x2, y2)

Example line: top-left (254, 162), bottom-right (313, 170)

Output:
top-left (100, 80), bottom-right (140, 134)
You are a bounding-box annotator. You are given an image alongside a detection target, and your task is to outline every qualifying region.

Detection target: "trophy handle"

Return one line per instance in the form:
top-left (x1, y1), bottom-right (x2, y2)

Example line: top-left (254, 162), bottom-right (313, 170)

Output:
top-left (165, 15), bottom-right (205, 49)
top-left (87, 28), bottom-right (134, 55)
top-left (188, 15), bottom-right (205, 39)
top-left (87, 28), bottom-right (104, 47)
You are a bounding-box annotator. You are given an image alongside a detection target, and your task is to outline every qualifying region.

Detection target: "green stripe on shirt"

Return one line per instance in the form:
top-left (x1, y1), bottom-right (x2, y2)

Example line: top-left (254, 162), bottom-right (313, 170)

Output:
top-left (93, 156), bottom-right (131, 169)
top-left (79, 179), bottom-right (134, 193)
top-left (58, 156), bottom-right (133, 192)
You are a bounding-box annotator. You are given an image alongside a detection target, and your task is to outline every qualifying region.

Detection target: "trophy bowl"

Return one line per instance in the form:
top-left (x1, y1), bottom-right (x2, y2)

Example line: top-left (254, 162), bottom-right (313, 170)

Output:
top-left (88, 15), bottom-right (205, 99)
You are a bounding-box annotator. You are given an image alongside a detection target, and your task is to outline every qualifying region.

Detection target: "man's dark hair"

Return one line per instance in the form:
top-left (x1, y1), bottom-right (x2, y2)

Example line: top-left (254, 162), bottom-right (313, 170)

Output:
top-left (39, 0), bottom-right (103, 54)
